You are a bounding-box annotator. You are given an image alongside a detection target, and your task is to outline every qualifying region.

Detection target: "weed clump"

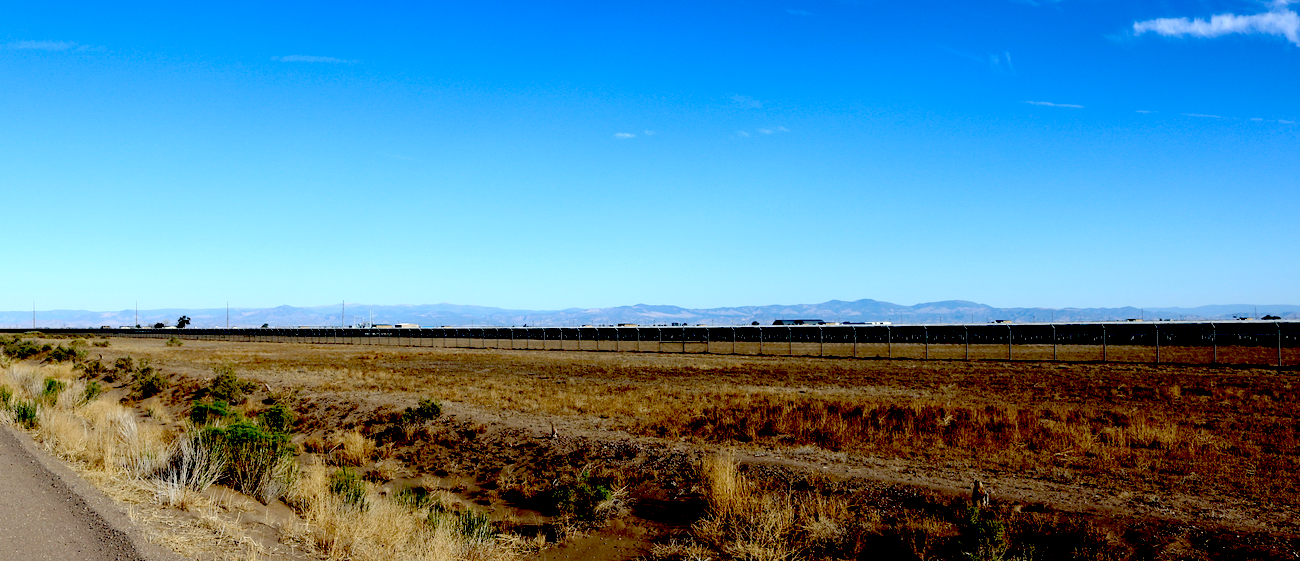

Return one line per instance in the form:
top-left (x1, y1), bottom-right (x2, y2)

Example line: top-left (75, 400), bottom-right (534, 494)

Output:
top-left (41, 378), bottom-right (67, 405)
top-left (130, 363), bottom-right (169, 400)
top-left (203, 365), bottom-right (257, 404)
top-left (401, 398), bottom-right (442, 425)
top-left (166, 337), bottom-right (183, 347)
top-left (329, 467), bottom-right (369, 510)
top-left (11, 400), bottom-right (39, 429)
top-left (546, 469), bottom-right (617, 522)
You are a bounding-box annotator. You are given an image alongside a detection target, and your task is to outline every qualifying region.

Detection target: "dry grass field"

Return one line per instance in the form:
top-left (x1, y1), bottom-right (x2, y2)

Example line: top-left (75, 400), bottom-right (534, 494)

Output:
top-left (10, 334), bottom-right (1300, 560)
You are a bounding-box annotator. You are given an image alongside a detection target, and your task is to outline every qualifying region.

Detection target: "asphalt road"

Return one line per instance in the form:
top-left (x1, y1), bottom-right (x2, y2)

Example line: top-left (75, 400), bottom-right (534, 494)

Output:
top-left (0, 425), bottom-right (177, 561)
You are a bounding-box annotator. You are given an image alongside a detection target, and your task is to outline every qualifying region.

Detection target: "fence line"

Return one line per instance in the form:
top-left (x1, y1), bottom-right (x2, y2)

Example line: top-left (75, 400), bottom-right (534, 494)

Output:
top-left (6, 322), bottom-right (1296, 367)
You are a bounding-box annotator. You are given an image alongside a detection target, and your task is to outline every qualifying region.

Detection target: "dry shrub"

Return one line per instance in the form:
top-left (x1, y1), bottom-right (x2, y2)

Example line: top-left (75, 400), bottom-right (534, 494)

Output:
top-left (336, 430), bottom-right (376, 466)
top-left (695, 453), bottom-right (800, 561)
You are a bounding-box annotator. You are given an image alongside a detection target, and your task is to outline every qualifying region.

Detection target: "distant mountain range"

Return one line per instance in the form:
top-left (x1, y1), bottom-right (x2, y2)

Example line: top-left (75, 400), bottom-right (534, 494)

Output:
top-left (2, 300), bottom-right (1296, 329)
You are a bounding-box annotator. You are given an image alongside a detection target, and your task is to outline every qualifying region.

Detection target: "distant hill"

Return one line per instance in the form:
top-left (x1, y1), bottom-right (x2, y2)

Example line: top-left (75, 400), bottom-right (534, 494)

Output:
top-left (2, 300), bottom-right (1296, 329)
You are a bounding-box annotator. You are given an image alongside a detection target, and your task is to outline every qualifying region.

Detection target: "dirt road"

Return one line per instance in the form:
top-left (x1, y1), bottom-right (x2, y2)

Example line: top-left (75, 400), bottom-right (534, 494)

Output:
top-left (0, 425), bottom-right (178, 561)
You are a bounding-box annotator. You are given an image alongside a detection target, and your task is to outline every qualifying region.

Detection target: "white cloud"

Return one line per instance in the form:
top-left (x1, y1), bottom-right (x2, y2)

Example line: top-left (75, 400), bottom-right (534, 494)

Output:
top-left (1280, 119), bottom-right (1296, 124)
top-left (757, 127), bottom-right (790, 134)
top-left (1024, 101), bottom-right (1084, 109)
top-left (787, 9), bottom-right (811, 16)
top-left (1133, 7), bottom-right (1300, 46)
top-left (731, 95), bottom-right (763, 109)
top-left (1250, 117), bottom-right (1265, 121)
top-left (10, 40), bottom-right (76, 50)
top-left (1181, 113), bottom-right (1224, 118)
top-left (614, 132), bottom-right (636, 139)
top-left (1136, 110), bottom-right (1155, 114)
top-left (736, 131), bottom-right (751, 138)
top-left (8, 40), bottom-right (101, 52)
top-left (273, 55), bottom-right (353, 63)
top-left (776, 126), bottom-right (790, 132)
top-left (643, 130), bottom-right (656, 136)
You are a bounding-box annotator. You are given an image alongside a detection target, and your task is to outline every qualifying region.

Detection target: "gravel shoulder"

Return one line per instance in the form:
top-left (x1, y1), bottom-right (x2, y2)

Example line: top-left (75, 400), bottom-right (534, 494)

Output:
top-left (0, 424), bottom-right (183, 561)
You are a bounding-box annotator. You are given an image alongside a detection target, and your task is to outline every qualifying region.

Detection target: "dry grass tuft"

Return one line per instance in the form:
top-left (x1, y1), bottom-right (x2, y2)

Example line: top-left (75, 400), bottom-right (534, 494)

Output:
top-left (334, 430), bottom-right (376, 466)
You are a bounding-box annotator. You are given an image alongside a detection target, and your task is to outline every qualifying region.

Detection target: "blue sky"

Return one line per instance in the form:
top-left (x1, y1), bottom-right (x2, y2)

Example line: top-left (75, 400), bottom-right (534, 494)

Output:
top-left (3, 0), bottom-right (1297, 312)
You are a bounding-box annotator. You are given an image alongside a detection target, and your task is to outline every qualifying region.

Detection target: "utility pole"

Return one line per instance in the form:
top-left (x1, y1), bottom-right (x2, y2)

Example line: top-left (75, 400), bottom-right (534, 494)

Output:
top-left (342, 301), bottom-right (345, 328)
top-left (32, 301), bottom-right (35, 329)
top-left (227, 302), bottom-right (230, 329)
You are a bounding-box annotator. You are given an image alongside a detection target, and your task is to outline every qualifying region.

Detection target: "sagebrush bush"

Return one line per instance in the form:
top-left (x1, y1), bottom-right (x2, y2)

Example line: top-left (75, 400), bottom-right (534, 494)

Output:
top-left (46, 344), bottom-right (86, 363)
top-left (401, 398), bottom-right (442, 425)
top-left (166, 337), bottom-right (183, 347)
top-left (204, 421), bottom-right (297, 503)
top-left (189, 400), bottom-right (231, 425)
top-left (205, 366), bottom-right (257, 404)
top-left (258, 403), bottom-right (296, 433)
top-left (131, 370), bottom-right (169, 400)
top-left (547, 470), bottom-right (614, 522)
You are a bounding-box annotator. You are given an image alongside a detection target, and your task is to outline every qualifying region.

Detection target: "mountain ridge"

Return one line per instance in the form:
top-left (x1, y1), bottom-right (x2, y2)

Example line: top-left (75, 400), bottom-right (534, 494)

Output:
top-left (2, 300), bottom-right (1296, 328)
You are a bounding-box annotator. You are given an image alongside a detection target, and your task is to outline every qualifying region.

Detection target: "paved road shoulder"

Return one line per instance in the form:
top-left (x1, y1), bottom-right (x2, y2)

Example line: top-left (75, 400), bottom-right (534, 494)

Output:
top-left (0, 424), bottom-right (183, 561)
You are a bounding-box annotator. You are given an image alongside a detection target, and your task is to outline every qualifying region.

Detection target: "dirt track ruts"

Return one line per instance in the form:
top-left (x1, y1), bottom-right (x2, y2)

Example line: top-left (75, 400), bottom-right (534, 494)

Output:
top-left (0, 424), bottom-right (179, 561)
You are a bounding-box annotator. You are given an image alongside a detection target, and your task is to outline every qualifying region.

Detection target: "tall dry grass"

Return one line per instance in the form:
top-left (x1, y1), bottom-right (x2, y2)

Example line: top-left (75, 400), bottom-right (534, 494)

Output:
top-left (0, 362), bottom-right (526, 561)
top-left (287, 461), bottom-right (521, 561)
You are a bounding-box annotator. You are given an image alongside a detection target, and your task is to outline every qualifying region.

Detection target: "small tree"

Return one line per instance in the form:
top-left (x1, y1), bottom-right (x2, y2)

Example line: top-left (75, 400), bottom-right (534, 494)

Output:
top-left (177, 315), bottom-right (192, 328)
top-left (153, 322), bottom-right (166, 329)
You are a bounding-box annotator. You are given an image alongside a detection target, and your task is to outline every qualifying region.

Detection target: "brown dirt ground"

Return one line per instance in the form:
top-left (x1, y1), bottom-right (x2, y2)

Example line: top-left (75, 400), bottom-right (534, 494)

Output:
top-left (65, 336), bottom-right (1300, 560)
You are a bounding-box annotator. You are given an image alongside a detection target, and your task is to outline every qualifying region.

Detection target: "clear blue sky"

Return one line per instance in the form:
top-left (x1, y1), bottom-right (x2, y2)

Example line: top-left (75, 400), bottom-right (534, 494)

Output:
top-left (3, 0), bottom-right (1297, 312)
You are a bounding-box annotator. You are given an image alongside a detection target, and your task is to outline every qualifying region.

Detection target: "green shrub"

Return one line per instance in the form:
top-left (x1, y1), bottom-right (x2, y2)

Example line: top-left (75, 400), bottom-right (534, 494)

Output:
top-left (395, 485), bottom-right (436, 510)
top-left (41, 378), bottom-right (67, 405)
top-left (131, 370), bottom-right (170, 400)
top-left (11, 400), bottom-right (39, 429)
top-left (330, 467), bottom-right (369, 510)
top-left (258, 403), bottom-right (296, 433)
top-left (92, 340), bottom-right (110, 348)
top-left (46, 345), bottom-right (86, 363)
top-left (959, 507), bottom-right (1010, 561)
top-left (546, 470), bottom-right (613, 522)
top-left (113, 356), bottom-right (135, 374)
top-left (2, 338), bottom-right (45, 360)
top-left (0, 387), bottom-right (11, 406)
top-left (166, 337), bottom-right (183, 347)
top-left (203, 421), bottom-right (296, 504)
top-left (401, 398), bottom-right (442, 425)
top-left (427, 508), bottom-right (494, 543)
top-left (75, 359), bottom-right (109, 379)
top-left (190, 400), bottom-right (232, 425)
top-left (206, 366), bottom-right (257, 404)
top-left (83, 381), bottom-right (103, 402)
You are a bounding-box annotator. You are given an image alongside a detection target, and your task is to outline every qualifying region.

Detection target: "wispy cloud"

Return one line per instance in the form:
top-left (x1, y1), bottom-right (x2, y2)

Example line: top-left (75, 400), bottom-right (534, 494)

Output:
top-left (643, 130), bottom-right (656, 136)
top-left (614, 132), bottom-right (636, 139)
top-left (939, 46), bottom-right (1015, 75)
top-left (730, 95), bottom-right (763, 109)
top-left (272, 55), bottom-right (354, 63)
top-left (1281, 119), bottom-right (1297, 124)
top-left (787, 9), bottom-right (811, 16)
top-left (736, 131), bottom-right (751, 138)
top-left (1136, 110), bottom-right (1156, 114)
top-left (1024, 100), bottom-right (1084, 109)
top-left (1181, 113), bottom-right (1224, 118)
top-left (1133, 5), bottom-right (1300, 46)
top-left (8, 40), bottom-right (103, 51)
top-left (757, 126), bottom-right (790, 134)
